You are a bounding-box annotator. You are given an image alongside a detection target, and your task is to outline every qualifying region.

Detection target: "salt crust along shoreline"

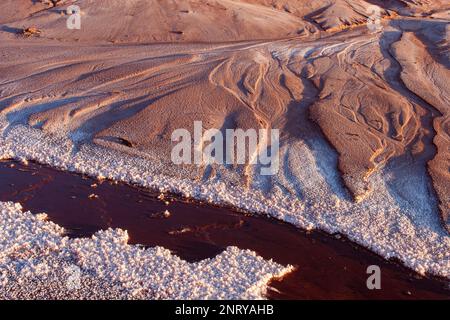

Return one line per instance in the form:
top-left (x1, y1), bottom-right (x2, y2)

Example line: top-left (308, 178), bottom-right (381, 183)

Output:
top-left (0, 120), bottom-right (449, 279)
top-left (0, 201), bottom-right (293, 299)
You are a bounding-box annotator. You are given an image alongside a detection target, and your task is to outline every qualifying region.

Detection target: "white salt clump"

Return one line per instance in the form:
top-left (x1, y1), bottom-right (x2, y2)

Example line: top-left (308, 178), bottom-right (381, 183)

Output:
top-left (0, 201), bottom-right (292, 299)
top-left (0, 119), bottom-right (449, 279)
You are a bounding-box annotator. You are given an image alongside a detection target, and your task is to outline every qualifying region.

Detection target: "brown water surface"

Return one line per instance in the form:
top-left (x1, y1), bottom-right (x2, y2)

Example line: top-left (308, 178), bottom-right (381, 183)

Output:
top-left (0, 159), bottom-right (448, 299)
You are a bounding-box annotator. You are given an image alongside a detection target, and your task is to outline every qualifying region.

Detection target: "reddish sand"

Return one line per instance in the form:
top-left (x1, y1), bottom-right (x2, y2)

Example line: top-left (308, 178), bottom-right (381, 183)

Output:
top-left (0, 1), bottom-right (448, 229)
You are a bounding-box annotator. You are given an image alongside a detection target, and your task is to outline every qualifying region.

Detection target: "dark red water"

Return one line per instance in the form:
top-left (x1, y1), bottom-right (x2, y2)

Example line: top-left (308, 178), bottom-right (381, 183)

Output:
top-left (0, 159), bottom-right (448, 299)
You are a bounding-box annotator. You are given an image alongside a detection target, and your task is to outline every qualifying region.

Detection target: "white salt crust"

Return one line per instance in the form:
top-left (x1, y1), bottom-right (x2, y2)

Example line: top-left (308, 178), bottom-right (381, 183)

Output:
top-left (0, 120), bottom-right (449, 279)
top-left (0, 201), bottom-right (292, 299)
